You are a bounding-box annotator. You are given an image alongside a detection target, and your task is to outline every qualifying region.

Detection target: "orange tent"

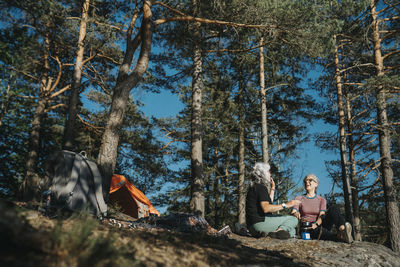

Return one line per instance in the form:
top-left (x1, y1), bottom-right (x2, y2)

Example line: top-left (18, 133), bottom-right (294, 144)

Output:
top-left (109, 174), bottom-right (160, 219)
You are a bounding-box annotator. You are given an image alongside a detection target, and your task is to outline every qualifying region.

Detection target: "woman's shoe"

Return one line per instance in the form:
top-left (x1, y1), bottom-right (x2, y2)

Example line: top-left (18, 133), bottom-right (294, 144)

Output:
top-left (344, 222), bottom-right (353, 243)
top-left (268, 230), bottom-right (290, 239)
top-left (337, 222), bottom-right (353, 243)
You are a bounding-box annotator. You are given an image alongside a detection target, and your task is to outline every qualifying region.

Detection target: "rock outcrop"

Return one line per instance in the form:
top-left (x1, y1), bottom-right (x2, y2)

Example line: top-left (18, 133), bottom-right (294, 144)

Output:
top-left (1, 199), bottom-right (399, 267)
top-left (234, 234), bottom-right (400, 266)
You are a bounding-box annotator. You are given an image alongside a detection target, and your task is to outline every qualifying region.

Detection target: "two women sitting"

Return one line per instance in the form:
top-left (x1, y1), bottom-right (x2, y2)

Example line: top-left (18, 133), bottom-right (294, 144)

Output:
top-left (245, 162), bottom-right (353, 242)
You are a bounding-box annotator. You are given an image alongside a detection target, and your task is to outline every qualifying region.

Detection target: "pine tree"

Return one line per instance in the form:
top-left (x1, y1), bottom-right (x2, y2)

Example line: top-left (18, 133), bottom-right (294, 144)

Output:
top-left (0, 1), bottom-right (77, 200)
top-left (369, 0), bottom-right (400, 252)
top-left (63, 0), bottom-right (90, 150)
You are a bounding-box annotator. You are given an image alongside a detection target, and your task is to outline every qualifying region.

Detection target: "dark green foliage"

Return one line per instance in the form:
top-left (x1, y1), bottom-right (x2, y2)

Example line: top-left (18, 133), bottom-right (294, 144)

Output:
top-left (313, 0), bottom-right (399, 247)
top-left (0, 0), bottom-right (398, 249)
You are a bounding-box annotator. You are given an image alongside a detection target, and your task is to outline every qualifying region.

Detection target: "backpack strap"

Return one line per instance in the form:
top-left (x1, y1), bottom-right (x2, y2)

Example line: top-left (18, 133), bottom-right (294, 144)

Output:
top-left (81, 155), bottom-right (107, 217)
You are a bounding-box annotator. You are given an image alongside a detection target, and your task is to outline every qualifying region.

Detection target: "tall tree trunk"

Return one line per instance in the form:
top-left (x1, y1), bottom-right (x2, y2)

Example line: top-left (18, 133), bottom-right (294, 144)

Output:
top-left (63, 0), bottom-right (90, 150)
top-left (222, 165), bottom-right (230, 226)
top-left (333, 34), bottom-right (353, 224)
top-left (345, 89), bottom-right (362, 241)
top-left (189, 0), bottom-right (205, 216)
top-left (205, 177), bottom-right (211, 217)
top-left (370, 0), bottom-right (400, 252)
top-left (22, 28), bottom-right (51, 201)
top-left (23, 98), bottom-right (47, 201)
top-left (213, 175), bottom-right (219, 227)
top-left (97, 1), bottom-right (152, 197)
top-left (212, 145), bottom-right (220, 225)
top-left (259, 38), bottom-right (268, 163)
top-left (237, 70), bottom-right (246, 225)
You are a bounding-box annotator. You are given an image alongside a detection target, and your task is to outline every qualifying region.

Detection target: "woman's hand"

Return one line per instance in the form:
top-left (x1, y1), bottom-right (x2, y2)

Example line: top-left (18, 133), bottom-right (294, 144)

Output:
top-left (311, 223), bottom-right (318, 230)
top-left (291, 211), bottom-right (300, 219)
top-left (270, 177), bottom-right (275, 191)
top-left (269, 177), bottom-right (276, 202)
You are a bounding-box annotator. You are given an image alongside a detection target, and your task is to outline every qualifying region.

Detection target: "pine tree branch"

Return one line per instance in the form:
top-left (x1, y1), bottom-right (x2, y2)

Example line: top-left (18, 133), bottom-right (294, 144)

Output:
top-left (359, 171), bottom-right (381, 193)
top-left (154, 15), bottom-right (277, 29)
top-left (92, 52), bottom-right (121, 65)
top-left (381, 28), bottom-right (400, 41)
top-left (48, 55), bottom-right (63, 95)
top-left (117, 11), bottom-right (142, 84)
top-left (376, 2), bottom-right (400, 15)
top-left (266, 83), bottom-right (288, 91)
top-left (205, 44), bottom-right (263, 53)
top-left (50, 84), bottom-right (71, 99)
top-left (65, 16), bottom-right (126, 32)
top-left (359, 189), bottom-right (383, 208)
top-left (153, 1), bottom-right (185, 16)
top-left (82, 66), bottom-right (111, 95)
top-left (378, 15), bottom-right (400, 22)
top-left (354, 136), bottom-right (379, 152)
top-left (44, 77), bottom-right (53, 93)
top-left (44, 103), bottom-right (67, 113)
top-left (14, 95), bottom-right (37, 99)
top-left (160, 127), bottom-right (189, 150)
top-left (349, 94), bottom-right (362, 102)
top-left (352, 108), bottom-right (369, 121)
top-left (153, 1), bottom-right (277, 30)
top-left (9, 67), bottom-right (39, 82)
top-left (339, 63), bottom-right (375, 74)
top-left (77, 114), bottom-right (104, 133)
top-left (347, 131), bottom-right (377, 137)
top-left (356, 159), bottom-right (381, 178)
top-left (383, 65), bottom-right (400, 73)
top-left (82, 53), bottom-right (98, 65)
top-left (383, 49), bottom-right (400, 59)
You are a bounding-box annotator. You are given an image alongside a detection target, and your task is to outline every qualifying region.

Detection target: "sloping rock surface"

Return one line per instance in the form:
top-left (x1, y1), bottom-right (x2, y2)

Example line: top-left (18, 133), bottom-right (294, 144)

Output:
top-left (1, 199), bottom-right (399, 267)
top-left (233, 234), bottom-right (400, 266)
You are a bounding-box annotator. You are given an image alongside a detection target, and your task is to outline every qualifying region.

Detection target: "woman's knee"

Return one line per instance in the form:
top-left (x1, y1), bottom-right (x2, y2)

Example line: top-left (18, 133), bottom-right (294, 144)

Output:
top-left (291, 215), bottom-right (299, 225)
top-left (286, 215), bottom-right (299, 227)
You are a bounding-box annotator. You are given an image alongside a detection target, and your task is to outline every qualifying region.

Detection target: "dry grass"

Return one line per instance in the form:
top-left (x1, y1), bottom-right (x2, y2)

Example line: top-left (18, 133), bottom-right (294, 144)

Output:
top-left (0, 200), bottom-right (312, 266)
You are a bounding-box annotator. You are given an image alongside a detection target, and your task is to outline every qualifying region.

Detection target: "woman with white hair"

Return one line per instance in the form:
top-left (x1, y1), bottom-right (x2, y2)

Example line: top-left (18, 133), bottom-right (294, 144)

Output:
top-left (245, 162), bottom-right (301, 239)
top-left (291, 173), bottom-right (353, 243)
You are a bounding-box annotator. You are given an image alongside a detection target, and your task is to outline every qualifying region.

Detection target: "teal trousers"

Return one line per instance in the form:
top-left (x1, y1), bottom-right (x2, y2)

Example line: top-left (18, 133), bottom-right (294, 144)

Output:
top-left (250, 215), bottom-right (298, 237)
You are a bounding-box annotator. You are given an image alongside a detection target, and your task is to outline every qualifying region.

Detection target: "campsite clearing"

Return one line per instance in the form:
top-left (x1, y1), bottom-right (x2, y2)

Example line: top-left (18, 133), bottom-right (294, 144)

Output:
top-left (1, 200), bottom-right (399, 267)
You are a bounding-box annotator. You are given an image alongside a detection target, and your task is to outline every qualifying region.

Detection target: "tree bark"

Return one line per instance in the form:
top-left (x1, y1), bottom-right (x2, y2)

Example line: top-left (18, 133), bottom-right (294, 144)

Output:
top-left (370, 0), bottom-right (400, 252)
top-left (189, 0), bottom-right (205, 216)
top-left (345, 89), bottom-right (362, 241)
top-left (22, 97), bottom-right (47, 201)
top-left (22, 27), bottom-right (51, 201)
top-left (63, 0), bottom-right (90, 150)
top-left (97, 1), bottom-right (153, 197)
top-left (259, 38), bottom-right (268, 163)
top-left (333, 34), bottom-right (354, 225)
top-left (237, 70), bottom-right (246, 225)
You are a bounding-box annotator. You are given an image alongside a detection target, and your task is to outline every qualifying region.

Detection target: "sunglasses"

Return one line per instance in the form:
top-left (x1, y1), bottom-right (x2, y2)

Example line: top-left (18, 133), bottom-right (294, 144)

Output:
top-left (304, 179), bottom-right (316, 183)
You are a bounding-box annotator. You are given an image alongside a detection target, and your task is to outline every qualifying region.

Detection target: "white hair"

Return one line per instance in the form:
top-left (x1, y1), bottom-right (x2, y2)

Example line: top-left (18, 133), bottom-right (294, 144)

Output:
top-left (250, 162), bottom-right (271, 188)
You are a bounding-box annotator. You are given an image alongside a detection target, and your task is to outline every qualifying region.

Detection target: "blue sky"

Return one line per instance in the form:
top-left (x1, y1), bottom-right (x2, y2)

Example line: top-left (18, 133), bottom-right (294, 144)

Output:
top-left (137, 88), bottom-right (339, 203)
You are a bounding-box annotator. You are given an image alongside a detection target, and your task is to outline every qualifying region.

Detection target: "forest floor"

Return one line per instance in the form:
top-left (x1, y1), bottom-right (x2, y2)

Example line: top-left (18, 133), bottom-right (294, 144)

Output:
top-left (1, 199), bottom-right (399, 267)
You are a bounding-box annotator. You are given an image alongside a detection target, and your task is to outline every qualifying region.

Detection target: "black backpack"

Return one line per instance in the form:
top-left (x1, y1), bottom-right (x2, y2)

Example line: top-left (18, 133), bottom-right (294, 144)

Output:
top-left (45, 150), bottom-right (107, 218)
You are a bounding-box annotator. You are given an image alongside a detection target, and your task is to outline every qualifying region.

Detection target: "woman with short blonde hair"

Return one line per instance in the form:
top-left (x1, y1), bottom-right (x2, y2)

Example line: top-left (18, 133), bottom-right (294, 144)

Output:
top-left (291, 173), bottom-right (353, 242)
